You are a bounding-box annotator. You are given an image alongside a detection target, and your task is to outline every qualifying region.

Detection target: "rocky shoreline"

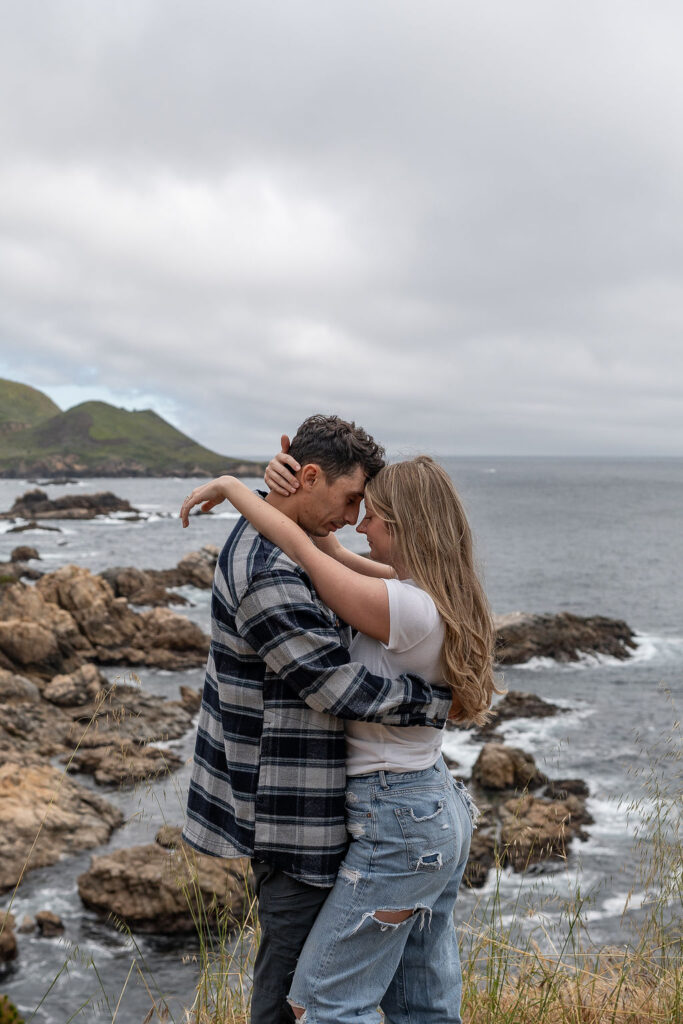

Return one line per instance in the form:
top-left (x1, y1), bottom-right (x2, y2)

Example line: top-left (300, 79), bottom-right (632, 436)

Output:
top-left (0, 488), bottom-right (145, 521)
top-left (0, 544), bottom-right (637, 963)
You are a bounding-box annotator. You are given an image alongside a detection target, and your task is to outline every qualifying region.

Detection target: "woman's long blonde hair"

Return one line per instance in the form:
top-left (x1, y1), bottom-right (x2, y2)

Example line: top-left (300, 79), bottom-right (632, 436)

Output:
top-left (365, 456), bottom-right (502, 726)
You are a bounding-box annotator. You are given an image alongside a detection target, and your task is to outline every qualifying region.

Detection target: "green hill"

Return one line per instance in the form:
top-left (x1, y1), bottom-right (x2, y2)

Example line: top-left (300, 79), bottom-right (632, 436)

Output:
top-left (0, 379), bottom-right (61, 431)
top-left (0, 384), bottom-right (264, 478)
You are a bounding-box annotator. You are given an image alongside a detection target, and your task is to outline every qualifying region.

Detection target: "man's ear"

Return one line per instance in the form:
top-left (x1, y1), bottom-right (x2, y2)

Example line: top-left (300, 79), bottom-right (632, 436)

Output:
top-left (299, 464), bottom-right (322, 489)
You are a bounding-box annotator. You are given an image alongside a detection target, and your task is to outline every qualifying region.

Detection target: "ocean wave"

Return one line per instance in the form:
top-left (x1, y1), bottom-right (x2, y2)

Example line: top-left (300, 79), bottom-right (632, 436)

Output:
top-left (511, 631), bottom-right (683, 672)
top-left (494, 706), bottom-right (596, 750)
top-left (582, 793), bottom-right (665, 840)
top-left (90, 513), bottom-right (160, 526)
top-left (628, 633), bottom-right (683, 664)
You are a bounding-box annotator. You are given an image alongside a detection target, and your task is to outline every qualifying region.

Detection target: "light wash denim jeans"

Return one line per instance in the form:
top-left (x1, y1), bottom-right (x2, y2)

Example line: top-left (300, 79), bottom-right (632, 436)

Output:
top-left (288, 757), bottom-right (474, 1024)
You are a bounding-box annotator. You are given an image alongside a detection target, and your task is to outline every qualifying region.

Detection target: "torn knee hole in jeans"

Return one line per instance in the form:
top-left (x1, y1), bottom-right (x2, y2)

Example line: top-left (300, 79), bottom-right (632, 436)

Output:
top-left (352, 904), bottom-right (432, 933)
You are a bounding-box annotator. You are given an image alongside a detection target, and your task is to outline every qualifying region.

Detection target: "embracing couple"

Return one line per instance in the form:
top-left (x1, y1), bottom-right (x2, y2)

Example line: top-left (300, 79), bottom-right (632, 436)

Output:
top-left (181, 414), bottom-right (500, 1024)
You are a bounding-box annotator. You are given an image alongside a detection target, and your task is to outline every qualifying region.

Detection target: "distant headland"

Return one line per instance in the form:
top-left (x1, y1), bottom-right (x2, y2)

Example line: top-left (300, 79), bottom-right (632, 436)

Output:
top-left (0, 379), bottom-right (265, 478)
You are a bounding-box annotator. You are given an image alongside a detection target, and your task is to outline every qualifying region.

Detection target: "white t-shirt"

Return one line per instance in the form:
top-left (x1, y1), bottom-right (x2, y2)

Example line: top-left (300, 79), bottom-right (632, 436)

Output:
top-left (345, 577), bottom-right (446, 776)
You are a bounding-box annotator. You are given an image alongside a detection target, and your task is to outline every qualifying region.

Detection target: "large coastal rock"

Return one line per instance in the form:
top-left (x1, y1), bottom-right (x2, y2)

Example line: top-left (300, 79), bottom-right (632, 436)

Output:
top-left (67, 740), bottom-right (183, 787)
top-left (500, 793), bottom-right (592, 870)
top-left (43, 663), bottom-right (104, 706)
top-left (0, 568), bottom-right (209, 676)
top-left (100, 565), bottom-right (188, 607)
top-left (101, 545), bottom-right (219, 605)
top-left (461, 742), bottom-right (594, 885)
top-left (0, 488), bottom-right (141, 521)
top-left (471, 743), bottom-right (548, 791)
top-left (0, 761), bottom-right (123, 893)
top-left (494, 611), bottom-right (636, 664)
top-left (78, 827), bottom-right (252, 933)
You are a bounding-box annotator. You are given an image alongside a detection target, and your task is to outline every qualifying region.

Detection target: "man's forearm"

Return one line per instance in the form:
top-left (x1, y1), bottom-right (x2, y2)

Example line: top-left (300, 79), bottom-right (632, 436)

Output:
top-left (285, 659), bottom-right (451, 728)
top-left (236, 569), bottom-right (450, 728)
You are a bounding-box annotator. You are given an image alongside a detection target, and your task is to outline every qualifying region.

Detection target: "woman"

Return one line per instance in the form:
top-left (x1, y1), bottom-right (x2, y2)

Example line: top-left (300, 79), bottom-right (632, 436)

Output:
top-left (181, 455), bottom-right (499, 1024)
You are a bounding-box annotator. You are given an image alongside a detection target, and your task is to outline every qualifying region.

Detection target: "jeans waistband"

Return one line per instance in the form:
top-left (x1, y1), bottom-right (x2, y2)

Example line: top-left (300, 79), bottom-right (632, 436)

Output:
top-left (348, 756), bottom-right (445, 790)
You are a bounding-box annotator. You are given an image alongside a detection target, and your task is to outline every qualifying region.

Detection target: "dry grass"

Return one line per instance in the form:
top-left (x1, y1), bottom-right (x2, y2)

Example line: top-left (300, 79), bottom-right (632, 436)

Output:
top-left (185, 704), bottom-right (682, 1024)
top-left (3, 685), bottom-right (679, 1023)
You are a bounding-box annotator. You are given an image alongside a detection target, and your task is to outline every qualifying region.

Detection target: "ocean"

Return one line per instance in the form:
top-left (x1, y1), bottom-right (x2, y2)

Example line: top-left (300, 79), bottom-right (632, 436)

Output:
top-left (0, 457), bottom-right (681, 1022)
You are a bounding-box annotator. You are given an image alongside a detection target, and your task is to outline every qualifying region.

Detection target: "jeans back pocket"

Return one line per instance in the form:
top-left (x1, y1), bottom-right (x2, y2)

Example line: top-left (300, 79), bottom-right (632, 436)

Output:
top-left (395, 793), bottom-right (457, 871)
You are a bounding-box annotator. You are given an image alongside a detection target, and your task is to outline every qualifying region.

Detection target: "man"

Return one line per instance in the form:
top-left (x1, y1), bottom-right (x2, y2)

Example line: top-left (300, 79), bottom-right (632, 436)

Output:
top-left (182, 414), bottom-right (451, 1024)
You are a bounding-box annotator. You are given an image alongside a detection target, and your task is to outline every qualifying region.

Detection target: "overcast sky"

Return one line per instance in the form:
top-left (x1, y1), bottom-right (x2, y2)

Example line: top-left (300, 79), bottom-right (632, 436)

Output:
top-left (0, 0), bottom-right (681, 457)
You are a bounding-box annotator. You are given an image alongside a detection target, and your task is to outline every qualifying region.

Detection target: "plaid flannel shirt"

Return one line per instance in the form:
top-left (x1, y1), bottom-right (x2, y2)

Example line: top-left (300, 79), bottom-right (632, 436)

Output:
top-left (183, 513), bottom-right (451, 886)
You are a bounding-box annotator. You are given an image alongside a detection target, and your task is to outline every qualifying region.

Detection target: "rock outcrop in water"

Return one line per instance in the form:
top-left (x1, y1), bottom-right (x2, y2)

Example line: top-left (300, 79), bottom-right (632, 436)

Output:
top-left (77, 827), bottom-right (252, 934)
top-left (0, 567), bottom-right (209, 676)
top-left (0, 911), bottom-right (17, 963)
top-left (494, 611), bottom-right (636, 664)
top-left (101, 544), bottom-right (219, 606)
top-left (460, 741), bottom-right (593, 886)
top-left (0, 546), bottom-right (42, 584)
top-left (0, 761), bottom-right (124, 893)
top-left (0, 488), bottom-right (142, 521)
top-left (475, 689), bottom-right (566, 738)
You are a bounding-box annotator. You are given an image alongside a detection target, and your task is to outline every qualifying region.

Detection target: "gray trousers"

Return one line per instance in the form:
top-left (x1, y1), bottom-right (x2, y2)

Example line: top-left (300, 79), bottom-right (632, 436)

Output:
top-left (250, 859), bottom-right (329, 1024)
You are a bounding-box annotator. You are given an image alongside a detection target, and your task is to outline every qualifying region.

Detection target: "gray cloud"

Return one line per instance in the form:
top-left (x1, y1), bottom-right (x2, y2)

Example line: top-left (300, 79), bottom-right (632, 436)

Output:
top-left (0, 0), bottom-right (681, 456)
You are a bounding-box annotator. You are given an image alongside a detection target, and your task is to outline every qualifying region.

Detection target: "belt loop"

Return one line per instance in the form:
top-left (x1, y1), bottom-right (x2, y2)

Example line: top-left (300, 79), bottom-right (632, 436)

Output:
top-left (378, 770), bottom-right (389, 789)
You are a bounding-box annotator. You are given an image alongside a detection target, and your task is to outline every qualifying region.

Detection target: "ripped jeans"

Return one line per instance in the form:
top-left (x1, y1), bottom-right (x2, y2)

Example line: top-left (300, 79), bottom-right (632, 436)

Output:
top-left (287, 757), bottom-right (474, 1024)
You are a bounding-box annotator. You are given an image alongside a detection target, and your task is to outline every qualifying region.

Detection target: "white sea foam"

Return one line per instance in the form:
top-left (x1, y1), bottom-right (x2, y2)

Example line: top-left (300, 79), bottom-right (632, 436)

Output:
top-left (493, 705), bottom-right (595, 753)
top-left (441, 728), bottom-right (482, 776)
top-left (629, 633), bottom-right (683, 664)
top-left (512, 631), bottom-right (682, 672)
top-left (92, 511), bottom-right (166, 525)
top-left (582, 793), bottom-right (662, 842)
top-left (602, 891), bottom-right (649, 915)
top-left (579, 890), bottom-right (664, 925)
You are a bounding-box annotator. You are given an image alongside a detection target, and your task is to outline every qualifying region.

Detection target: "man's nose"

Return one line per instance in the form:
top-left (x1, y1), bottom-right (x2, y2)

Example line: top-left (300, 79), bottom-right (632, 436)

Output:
top-left (345, 502), bottom-right (361, 526)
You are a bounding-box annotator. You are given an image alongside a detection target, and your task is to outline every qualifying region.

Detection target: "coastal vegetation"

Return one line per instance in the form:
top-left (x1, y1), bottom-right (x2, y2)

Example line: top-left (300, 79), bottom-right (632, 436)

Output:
top-left (0, 380), bottom-right (265, 478)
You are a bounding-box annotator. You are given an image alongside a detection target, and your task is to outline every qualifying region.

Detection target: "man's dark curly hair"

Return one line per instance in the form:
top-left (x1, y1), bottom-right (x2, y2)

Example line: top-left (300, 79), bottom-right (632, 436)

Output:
top-left (288, 414), bottom-right (385, 483)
